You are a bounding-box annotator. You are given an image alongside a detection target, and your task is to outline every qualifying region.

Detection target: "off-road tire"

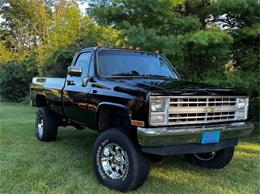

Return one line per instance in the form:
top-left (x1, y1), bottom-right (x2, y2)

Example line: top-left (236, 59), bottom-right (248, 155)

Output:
top-left (184, 146), bottom-right (235, 169)
top-left (93, 128), bottom-right (150, 192)
top-left (35, 107), bottom-right (58, 141)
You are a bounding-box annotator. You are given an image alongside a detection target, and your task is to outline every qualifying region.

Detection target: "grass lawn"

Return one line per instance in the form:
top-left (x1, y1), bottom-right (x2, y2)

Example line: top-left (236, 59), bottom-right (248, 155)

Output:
top-left (0, 101), bottom-right (259, 193)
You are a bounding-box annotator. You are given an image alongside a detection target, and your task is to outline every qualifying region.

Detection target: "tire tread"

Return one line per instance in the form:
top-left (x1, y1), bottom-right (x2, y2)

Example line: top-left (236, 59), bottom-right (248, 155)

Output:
top-left (185, 147), bottom-right (235, 169)
top-left (92, 128), bottom-right (150, 191)
top-left (35, 107), bottom-right (58, 141)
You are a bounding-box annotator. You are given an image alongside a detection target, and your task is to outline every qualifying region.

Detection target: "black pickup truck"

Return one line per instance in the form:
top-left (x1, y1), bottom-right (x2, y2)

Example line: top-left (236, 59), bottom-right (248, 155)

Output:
top-left (30, 47), bottom-right (253, 191)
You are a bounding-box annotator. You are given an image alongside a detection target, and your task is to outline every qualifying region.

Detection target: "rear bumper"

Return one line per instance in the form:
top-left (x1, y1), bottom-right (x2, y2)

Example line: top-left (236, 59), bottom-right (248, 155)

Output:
top-left (137, 122), bottom-right (254, 155)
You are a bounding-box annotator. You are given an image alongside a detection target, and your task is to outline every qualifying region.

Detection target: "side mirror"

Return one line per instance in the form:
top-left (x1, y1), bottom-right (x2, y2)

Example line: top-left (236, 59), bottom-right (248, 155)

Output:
top-left (67, 66), bottom-right (82, 77)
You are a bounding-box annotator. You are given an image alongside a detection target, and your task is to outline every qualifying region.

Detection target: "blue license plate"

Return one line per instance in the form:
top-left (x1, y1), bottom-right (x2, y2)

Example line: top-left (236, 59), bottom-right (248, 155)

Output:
top-left (201, 131), bottom-right (221, 144)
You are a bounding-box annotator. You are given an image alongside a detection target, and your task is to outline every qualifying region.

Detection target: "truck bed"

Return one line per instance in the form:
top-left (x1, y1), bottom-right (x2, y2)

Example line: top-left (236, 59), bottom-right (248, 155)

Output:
top-left (30, 77), bottom-right (65, 115)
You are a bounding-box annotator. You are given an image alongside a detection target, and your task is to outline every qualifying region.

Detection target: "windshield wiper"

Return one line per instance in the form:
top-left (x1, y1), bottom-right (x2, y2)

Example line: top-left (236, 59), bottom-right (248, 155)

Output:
top-left (141, 74), bottom-right (173, 80)
top-left (111, 71), bottom-right (141, 77)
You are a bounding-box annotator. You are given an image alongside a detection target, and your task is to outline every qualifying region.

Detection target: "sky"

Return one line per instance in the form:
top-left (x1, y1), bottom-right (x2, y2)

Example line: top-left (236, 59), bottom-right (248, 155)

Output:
top-left (0, 14), bottom-right (3, 23)
top-left (78, 1), bottom-right (89, 15)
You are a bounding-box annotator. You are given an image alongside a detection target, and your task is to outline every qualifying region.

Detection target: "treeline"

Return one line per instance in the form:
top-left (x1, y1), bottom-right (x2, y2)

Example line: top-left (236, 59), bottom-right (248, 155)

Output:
top-left (0, 0), bottom-right (122, 101)
top-left (0, 0), bottom-right (259, 133)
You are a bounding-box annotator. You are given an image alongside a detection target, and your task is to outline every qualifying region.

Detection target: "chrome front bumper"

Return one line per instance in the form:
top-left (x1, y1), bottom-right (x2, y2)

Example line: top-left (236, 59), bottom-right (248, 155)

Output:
top-left (137, 122), bottom-right (254, 147)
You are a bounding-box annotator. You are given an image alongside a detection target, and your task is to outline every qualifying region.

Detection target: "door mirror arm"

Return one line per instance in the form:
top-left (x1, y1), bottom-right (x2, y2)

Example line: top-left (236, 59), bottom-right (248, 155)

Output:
top-left (82, 77), bottom-right (88, 87)
top-left (82, 76), bottom-right (94, 87)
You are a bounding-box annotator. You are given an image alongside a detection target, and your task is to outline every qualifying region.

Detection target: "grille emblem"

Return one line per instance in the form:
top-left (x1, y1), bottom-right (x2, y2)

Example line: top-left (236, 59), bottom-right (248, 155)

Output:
top-left (206, 107), bottom-right (215, 113)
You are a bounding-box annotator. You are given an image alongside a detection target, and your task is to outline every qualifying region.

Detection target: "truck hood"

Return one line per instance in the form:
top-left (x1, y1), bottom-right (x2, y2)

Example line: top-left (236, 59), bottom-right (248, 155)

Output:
top-left (108, 78), bottom-right (246, 96)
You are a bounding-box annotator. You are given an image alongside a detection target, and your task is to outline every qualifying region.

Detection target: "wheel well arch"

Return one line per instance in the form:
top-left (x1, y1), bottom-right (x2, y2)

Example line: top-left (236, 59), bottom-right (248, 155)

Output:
top-left (35, 94), bottom-right (47, 107)
top-left (96, 103), bottom-right (132, 132)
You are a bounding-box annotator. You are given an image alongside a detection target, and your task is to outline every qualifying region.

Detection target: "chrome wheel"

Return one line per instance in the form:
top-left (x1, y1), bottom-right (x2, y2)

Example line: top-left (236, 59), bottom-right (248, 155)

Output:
top-left (37, 114), bottom-right (44, 138)
top-left (100, 142), bottom-right (129, 180)
top-left (194, 151), bottom-right (217, 161)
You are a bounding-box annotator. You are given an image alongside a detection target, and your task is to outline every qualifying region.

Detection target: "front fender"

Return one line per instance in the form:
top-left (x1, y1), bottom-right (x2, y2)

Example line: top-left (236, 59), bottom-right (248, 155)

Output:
top-left (96, 102), bottom-right (132, 118)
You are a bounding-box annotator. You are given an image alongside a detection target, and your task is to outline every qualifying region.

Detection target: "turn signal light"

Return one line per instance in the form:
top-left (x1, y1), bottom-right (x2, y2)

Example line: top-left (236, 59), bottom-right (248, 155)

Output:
top-left (97, 43), bottom-right (103, 48)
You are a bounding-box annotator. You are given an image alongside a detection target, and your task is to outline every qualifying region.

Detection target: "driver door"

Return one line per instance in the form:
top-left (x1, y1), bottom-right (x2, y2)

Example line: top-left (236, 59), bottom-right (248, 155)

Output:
top-left (62, 51), bottom-right (93, 125)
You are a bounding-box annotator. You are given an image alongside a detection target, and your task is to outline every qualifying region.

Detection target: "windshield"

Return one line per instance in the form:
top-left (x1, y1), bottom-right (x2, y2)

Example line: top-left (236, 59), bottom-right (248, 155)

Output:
top-left (97, 50), bottom-right (179, 79)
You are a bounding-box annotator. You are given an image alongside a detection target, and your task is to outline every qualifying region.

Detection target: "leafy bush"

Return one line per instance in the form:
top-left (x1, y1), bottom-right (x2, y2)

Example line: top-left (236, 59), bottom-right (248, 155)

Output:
top-left (44, 49), bottom-right (75, 77)
top-left (43, 36), bottom-right (98, 77)
top-left (43, 29), bottom-right (121, 77)
top-left (248, 97), bottom-right (260, 136)
top-left (204, 73), bottom-right (259, 135)
top-left (0, 61), bottom-right (37, 102)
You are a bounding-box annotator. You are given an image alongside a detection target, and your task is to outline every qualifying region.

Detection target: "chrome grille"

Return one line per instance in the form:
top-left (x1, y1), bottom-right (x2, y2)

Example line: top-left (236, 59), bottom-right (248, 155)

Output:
top-left (168, 96), bottom-right (238, 125)
top-left (170, 97), bottom-right (236, 107)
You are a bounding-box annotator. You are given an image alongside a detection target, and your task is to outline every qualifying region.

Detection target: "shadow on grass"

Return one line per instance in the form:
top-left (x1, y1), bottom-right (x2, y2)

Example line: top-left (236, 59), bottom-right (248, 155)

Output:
top-left (20, 127), bottom-right (259, 193)
top-left (0, 127), bottom-right (254, 193)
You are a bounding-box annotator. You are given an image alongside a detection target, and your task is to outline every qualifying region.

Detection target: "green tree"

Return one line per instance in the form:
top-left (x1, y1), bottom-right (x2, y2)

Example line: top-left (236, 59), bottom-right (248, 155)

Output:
top-left (88, 0), bottom-right (234, 81)
top-left (44, 16), bottom-right (122, 77)
top-left (0, 41), bottom-right (15, 63)
top-left (0, 0), bottom-right (51, 52)
top-left (0, 0), bottom-right (122, 99)
top-left (209, 0), bottom-right (260, 92)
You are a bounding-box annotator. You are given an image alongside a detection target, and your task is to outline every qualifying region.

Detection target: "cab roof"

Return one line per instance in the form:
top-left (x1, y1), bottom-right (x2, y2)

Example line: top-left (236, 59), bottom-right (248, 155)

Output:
top-left (80, 47), bottom-right (160, 55)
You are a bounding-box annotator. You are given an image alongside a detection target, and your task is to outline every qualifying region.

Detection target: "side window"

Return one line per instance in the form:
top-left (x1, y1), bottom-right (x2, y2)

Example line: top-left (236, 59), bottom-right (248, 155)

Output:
top-left (74, 52), bottom-right (92, 76)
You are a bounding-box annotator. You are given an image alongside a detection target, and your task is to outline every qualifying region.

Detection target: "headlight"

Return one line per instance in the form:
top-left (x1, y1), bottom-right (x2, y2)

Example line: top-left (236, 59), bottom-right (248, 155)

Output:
top-left (150, 98), bottom-right (167, 112)
top-left (150, 97), bottom-right (169, 125)
top-left (236, 111), bottom-right (245, 119)
top-left (238, 98), bottom-right (246, 109)
top-left (236, 97), bottom-right (249, 120)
